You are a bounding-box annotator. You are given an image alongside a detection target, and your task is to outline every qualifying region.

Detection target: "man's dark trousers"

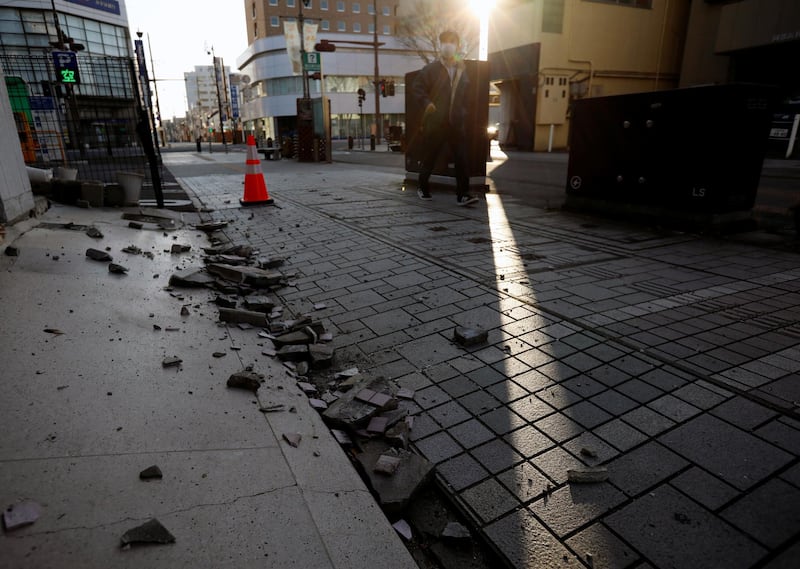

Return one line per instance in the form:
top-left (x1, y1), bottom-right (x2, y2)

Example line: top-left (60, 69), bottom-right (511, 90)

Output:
top-left (418, 125), bottom-right (470, 197)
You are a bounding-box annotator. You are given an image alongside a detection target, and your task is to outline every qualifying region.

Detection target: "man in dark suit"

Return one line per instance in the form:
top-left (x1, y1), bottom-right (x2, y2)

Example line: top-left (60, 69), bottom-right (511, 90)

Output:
top-left (412, 30), bottom-right (478, 206)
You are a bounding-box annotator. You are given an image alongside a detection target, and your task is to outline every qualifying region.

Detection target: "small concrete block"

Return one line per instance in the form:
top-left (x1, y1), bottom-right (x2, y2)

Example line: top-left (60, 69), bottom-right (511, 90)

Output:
top-left (170, 244), bottom-right (191, 254)
top-left (322, 392), bottom-right (339, 404)
top-left (568, 467), bottom-right (609, 484)
top-left (297, 381), bottom-right (317, 395)
top-left (374, 454), bottom-right (402, 475)
top-left (244, 295), bottom-right (276, 313)
top-left (139, 465), bottom-right (163, 480)
top-left (108, 263), bottom-right (128, 274)
top-left (397, 387), bottom-right (416, 400)
top-left (393, 519), bottom-right (413, 541)
top-left (277, 344), bottom-right (310, 362)
top-left (128, 221), bottom-right (144, 230)
top-left (3, 501), bottom-right (41, 530)
top-left (170, 268), bottom-right (215, 288)
top-left (261, 347), bottom-right (277, 357)
top-left (336, 367), bottom-right (360, 379)
top-left (309, 343), bottom-right (335, 369)
top-left (162, 356), bottom-right (182, 368)
top-left (218, 307), bottom-right (267, 327)
top-left (370, 392), bottom-right (393, 409)
top-left (309, 398), bottom-right (328, 411)
top-left (367, 416), bottom-right (389, 434)
top-left (120, 518), bottom-right (175, 546)
top-left (313, 302), bottom-right (327, 310)
top-left (85, 248), bottom-right (112, 262)
top-left (319, 332), bottom-right (334, 342)
top-left (226, 370), bottom-right (263, 392)
top-left (454, 326), bottom-right (488, 347)
top-left (274, 330), bottom-right (313, 347)
top-left (283, 433), bottom-right (302, 447)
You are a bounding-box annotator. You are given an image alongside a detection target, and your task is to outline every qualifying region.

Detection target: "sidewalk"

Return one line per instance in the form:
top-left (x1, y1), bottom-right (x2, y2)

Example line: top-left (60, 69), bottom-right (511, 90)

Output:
top-left (0, 204), bottom-right (416, 568)
top-left (174, 150), bottom-right (800, 569)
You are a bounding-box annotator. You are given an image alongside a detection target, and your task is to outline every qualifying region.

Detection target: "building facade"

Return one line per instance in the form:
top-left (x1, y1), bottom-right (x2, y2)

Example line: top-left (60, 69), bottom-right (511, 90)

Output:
top-left (237, 0), bottom-right (441, 145)
top-left (488, 0), bottom-right (691, 152)
top-left (184, 63), bottom-right (235, 142)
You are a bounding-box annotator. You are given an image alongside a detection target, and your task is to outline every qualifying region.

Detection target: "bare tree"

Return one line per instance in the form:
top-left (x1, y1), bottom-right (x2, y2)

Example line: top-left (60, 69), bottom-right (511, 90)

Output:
top-left (396, 0), bottom-right (479, 64)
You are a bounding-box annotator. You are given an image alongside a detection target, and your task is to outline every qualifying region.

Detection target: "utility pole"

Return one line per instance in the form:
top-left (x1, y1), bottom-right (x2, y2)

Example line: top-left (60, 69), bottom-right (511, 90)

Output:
top-left (299, 0), bottom-right (310, 99)
top-left (373, 0), bottom-right (381, 147)
top-left (146, 33), bottom-right (164, 147)
top-left (208, 46), bottom-right (228, 154)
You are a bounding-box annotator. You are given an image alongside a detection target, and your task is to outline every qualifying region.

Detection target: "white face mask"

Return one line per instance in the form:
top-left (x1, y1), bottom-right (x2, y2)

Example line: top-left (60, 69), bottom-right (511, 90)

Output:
top-left (440, 43), bottom-right (457, 59)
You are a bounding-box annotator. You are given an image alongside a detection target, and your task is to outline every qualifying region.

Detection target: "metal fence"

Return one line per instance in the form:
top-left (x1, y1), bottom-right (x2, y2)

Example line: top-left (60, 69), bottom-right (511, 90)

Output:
top-left (2, 52), bottom-right (167, 187)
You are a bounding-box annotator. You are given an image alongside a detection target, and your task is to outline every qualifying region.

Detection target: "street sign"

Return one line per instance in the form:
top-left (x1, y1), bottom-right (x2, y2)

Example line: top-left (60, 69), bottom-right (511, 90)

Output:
top-left (302, 51), bottom-right (321, 72)
top-left (52, 51), bottom-right (80, 85)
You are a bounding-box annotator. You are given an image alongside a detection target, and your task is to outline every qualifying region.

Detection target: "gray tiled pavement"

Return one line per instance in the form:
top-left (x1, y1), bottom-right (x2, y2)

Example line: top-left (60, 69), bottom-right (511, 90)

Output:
top-left (173, 152), bottom-right (800, 568)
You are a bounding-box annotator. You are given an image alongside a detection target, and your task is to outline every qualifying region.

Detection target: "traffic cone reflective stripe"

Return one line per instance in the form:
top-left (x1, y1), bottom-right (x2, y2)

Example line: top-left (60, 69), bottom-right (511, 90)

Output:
top-left (240, 135), bottom-right (274, 205)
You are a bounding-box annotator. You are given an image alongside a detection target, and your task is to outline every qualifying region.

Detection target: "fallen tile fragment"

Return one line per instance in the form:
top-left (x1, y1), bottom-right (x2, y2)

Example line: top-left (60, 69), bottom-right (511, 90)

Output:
top-left (169, 268), bottom-right (215, 288)
top-left (120, 518), bottom-right (175, 547)
top-left (139, 465), bottom-right (163, 480)
top-left (396, 388), bottom-right (415, 400)
top-left (195, 221), bottom-right (228, 232)
top-left (441, 521), bottom-right (471, 541)
top-left (374, 454), bottom-right (401, 475)
top-left (336, 367), bottom-right (360, 379)
top-left (309, 398), bottom-right (328, 411)
top-left (86, 248), bottom-right (112, 262)
top-left (330, 429), bottom-right (352, 445)
top-left (212, 352), bottom-right (226, 358)
top-left (170, 244), bottom-right (191, 254)
top-left (108, 263), bottom-right (128, 274)
top-left (3, 501), bottom-right (41, 531)
top-left (259, 404), bottom-right (285, 413)
top-left (367, 416), bottom-right (389, 434)
top-left (218, 307), bottom-right (267, 327)
top-left (313, 302), bottom-right (327, 310)
top-left (122, 245), bottom-right (142, 254)
top-left (128, 221), bottom-right (143, 230)
top-left (453, 326), bottom-right (488, 346)
top-left (567, 467), bottom-right (609, 484)
top-left (297, 381), bottom-right (317, 395)
top-left (43, 328), bottom-right (64, 335)
top-left (85, 227), bottom-right (103, 239)
top-left (392, 519), bottom-right (413, 541)
top-left (309, 344), bottom-right (334, 369)
top-left (282, 433), bottom-right (302, 447)
top-left (162, 356), bottom-right (182, 368)
top-left (276, 344), bottom-right (309, 362)
top-left (226, 370), bottom-right (263, 392)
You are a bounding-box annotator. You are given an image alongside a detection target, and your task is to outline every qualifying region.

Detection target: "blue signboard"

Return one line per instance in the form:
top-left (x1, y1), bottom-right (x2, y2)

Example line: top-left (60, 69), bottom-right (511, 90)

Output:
top-left (230, 83), bottom-right (239, 119)
top-left (30, 96), bottom-right (56, 110)
top-left (65, 0), bottom-right (121, 16)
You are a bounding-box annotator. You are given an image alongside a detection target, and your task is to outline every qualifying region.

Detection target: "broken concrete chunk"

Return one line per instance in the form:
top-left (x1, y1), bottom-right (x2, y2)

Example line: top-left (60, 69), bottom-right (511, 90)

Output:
top-left (453, 326), bottom-right (488, 346)
top-left (128, 221), bottom-right (143, 230)
top-left (567, 467), bottom-right (609, 484)
top-left (122, 245), bottom-right (142, 254)
top-left (355, 442), bottom-right (434, 515)
top-left (170, 244), bottom-right (191, 254)
top-left (213, 296), bottom-right (237, 309)
top-left (86, 248), bottom-right (112, 262)
top-left (309, 398), bottom-right (328, 411)
top-left (374, 454), bottom-right (401, 475)
top-left (169, 268), bottom-right (215, 288)
top-left (3, 501), bottom-right (41, 531)
top-left (257, 257), bottom-right (285, 269)
top-left (244, 295), bottom-right (276, 313)
top-left (120, 518), bottom-right (175, 547)
top-left (309, 344), bottom-right (335, 369)
top-left (295, 361), bottom-right (310, 376)
top-left (207, 263), bottom-right (282, 288)
top-left (85, 227), bottom-right (103, 239)
top-left (356, 388), bottom-right (377, 404)
top-left (297, 381), bottom-right (317, 395)
top-left (139, 465), bottom-right (163, 480)
top-left (385, 421), bottom-right (410, 450)
top-left (162, 356), bottom-right (182, 368)
top-left (226, 370), bottom-right (263, 392)
top-left (330, 429), bottom-right (352, 445)
top-left (282, 433), bottom-right (302, 447)
top-left (274, 330), bottom-right (314, 347)
top-left (212, 351), bottom-right (226, 358)
top-left (4, 246), bottom-right (20, 257)
top-left (195, 221), bottom-right (228, 232)
top-left (108, 263), bottom-right (128, 274)
top-left (393, 519), bottom-right (413, 541)
top-left (319, 332), bottom-right (334, 342)
top-left (441, 521), bottom-right (471, 541)
top-left (313, 302), bottom-right (327, 310)
top-left (277, 344), bottom-right (309, 362)
top-left (218, 307), bottom-right (267, 327)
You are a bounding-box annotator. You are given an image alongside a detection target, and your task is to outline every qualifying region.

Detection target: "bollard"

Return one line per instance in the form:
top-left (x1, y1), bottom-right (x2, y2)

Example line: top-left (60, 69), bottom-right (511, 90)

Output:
top-left (348, 136), bottom-right (353, 150)
top-left (370, 134), bottom-right (376, 151)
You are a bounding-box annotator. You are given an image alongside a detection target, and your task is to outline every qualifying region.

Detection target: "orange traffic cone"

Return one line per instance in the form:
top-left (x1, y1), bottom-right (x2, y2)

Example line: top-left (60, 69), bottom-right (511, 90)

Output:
top-left (240, 135), bottom-right (274, 206)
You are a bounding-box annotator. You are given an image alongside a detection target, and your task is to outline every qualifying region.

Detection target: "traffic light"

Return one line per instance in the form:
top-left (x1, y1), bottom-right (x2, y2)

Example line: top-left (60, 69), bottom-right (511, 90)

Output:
top-left (379, 79), bottom-right (387, 97)
top-left (387, 80), bottom-right (395, 96)
top-left (357, 88), bottom-right (366, 104)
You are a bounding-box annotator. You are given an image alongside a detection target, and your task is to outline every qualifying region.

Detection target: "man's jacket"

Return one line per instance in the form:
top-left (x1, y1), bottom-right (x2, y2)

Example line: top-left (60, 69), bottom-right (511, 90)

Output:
top-left (412, 58), bottom-right (470, 134)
